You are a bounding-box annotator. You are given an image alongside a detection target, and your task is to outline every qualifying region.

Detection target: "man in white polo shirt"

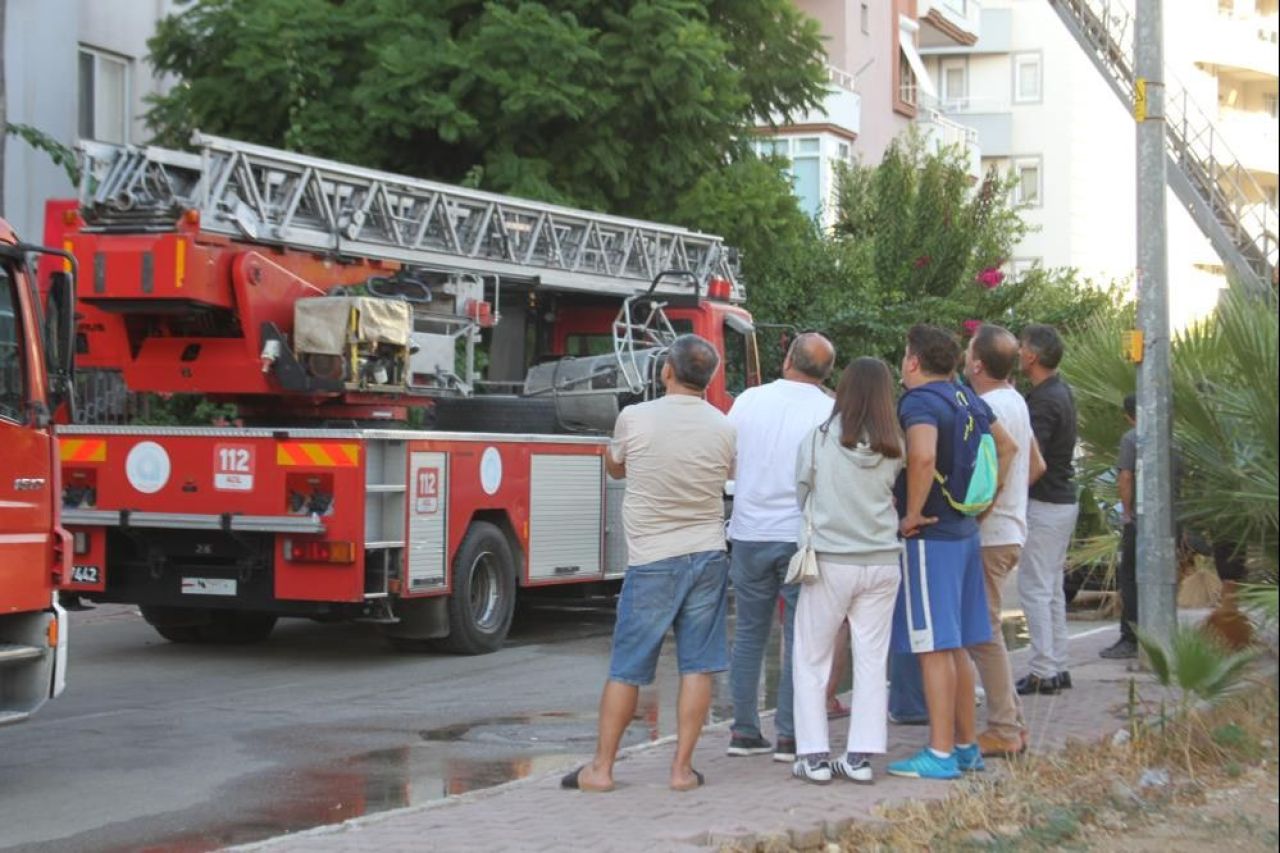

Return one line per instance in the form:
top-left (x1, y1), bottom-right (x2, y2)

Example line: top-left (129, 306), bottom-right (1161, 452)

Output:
top-left (963, 324), bottom-right (1045, 759)
top-left (726, 332), bottom-right (836, 762)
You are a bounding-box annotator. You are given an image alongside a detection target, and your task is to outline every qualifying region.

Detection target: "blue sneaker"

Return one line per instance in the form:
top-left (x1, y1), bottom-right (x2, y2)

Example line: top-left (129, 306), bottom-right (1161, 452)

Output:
top-left (955, 743), bottom-right (986, 772)
top-left (886, 748), bottom-right (961, 780)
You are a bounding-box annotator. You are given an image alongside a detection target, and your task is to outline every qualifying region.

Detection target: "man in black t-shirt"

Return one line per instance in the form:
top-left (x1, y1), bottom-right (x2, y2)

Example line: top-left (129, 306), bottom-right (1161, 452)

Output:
top-left (1015, 325), bottom-right (1079, 696)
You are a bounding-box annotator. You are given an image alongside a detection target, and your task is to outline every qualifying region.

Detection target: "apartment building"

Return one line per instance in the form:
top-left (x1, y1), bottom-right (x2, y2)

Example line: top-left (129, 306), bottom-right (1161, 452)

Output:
top-left (921, 0), bottom-right (1278, 326)
top-left (758, 0), bottom-right (984, 228)
top-left (2, 0), bottom-right (178, 240)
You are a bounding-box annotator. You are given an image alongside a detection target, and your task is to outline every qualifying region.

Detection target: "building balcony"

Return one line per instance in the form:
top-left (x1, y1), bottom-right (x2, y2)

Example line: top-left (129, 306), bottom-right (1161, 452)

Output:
top-left (770, 64), bottom-right (861, 138)
top-left (916, 108), bottom-right (982, 180)
top-left (1194, 11), bottom-right (1279, 79)
top-left (920, 6), bottom-right (1009, 55)
top-left (918, 0), bottom-right (981, 48)
top-left (923, 95), bottom-right (1012, 157)
top-left (1216, 109), bottom-right (1280, 177)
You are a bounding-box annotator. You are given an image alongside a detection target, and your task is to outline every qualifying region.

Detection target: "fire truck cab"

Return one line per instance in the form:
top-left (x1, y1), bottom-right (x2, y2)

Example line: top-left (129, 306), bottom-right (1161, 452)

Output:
top-left (1, 218), bottom-right (75, 724)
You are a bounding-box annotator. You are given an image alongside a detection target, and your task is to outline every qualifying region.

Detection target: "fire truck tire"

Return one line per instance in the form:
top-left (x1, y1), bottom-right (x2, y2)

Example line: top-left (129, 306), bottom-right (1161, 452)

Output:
top-left (140, 606), bottom-right (206, 643)
top-left (200, 612), bottom-right (278, 644)
top-left (441, 521), bottom-right (517, 655)
top-left (432, 396), bottom-right (562, 434)
top-left (152, 624), bottom-right (205, 644)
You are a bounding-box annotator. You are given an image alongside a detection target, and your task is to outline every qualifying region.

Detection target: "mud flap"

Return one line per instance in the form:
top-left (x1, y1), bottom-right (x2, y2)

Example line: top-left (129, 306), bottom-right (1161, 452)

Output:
top-left (381, 596), bottom-right (450, 640)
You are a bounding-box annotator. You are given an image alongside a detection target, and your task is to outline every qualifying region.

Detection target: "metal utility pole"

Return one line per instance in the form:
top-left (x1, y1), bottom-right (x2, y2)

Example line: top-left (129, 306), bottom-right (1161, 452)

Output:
top-left (1134, 0), bottom-right (1178, 644)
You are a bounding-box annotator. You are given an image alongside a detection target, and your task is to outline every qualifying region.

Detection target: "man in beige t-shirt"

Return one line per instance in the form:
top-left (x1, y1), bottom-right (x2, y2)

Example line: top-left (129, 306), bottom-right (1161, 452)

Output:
top-left (563, 335), bottom-right (735, 795)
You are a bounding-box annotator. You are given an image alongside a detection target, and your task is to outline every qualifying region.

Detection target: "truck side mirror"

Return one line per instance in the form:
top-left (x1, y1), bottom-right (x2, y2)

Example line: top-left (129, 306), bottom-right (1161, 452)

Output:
top-left (45, 271), bottom-right (76, 415)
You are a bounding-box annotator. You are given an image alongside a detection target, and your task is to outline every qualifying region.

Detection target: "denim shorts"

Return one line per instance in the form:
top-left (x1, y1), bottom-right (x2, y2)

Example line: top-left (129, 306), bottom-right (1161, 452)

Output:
top-left (608, 550), bottom-right (730, 686)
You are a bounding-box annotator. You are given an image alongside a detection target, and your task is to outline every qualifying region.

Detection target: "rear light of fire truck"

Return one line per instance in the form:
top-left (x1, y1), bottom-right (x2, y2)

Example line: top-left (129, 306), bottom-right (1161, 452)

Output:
top-left (283, 538), bottom-right (356, 564)
top-left (73, 530), bottom-right (90, 555)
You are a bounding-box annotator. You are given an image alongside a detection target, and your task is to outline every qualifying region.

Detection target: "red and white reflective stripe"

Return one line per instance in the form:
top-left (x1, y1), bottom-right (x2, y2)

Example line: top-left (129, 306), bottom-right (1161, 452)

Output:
top-left (275, 442), bottom-right (360, 467)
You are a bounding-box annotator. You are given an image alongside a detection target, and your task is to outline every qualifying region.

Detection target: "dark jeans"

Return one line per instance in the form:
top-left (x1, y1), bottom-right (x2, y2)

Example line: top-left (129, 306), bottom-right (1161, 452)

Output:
top-left (1118, 522), bottom-right (1138, 641)
top-left (888, 651), bottom-right (927, 721)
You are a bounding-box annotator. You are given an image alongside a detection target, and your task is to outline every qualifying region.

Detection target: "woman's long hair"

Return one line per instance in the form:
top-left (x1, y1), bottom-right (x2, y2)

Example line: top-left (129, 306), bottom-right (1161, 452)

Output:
top-left (827, 357), bottom-right (903, 458)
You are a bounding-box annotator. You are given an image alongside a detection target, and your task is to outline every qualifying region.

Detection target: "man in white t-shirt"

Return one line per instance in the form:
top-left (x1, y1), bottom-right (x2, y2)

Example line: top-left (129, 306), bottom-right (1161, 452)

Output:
top-left (962, 324), bottom-right (1045, 759)
top-left (726, 333), bottom-right (836, 762)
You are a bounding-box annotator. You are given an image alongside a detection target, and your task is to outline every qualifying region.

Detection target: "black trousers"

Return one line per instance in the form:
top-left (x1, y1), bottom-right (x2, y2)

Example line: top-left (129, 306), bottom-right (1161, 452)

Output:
top-left (1118, 522), bottom-right (1138, 641)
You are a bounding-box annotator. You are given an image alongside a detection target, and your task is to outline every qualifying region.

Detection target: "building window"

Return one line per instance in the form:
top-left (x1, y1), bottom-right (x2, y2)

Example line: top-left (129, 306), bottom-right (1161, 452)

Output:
top-left (861, 2), bottom-right (870, 34)
top-left (1264, 93), bottom-right (1279, 119)
top-left (1013, 53), bottom-right (1042, 104)
top-left (79, 47), bottom-right (131, 144)
top-left (1009, 258), bottom-right (1040, 281)
top-left (1014, 157), bottom-right (1042, 206)
top-left (753, 136), bottom-right (825, 221)
top-left (899, 53), bottom-right (918, 107)
top-left (941, 59), bottom-right (968, 110)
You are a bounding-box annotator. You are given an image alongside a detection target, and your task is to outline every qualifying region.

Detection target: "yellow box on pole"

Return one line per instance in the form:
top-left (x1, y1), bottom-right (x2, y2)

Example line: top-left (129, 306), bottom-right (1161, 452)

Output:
top-left (1123, 329), bottom-right (1145, 362)
top-left (1134, 78), bottom-right (1147, 122)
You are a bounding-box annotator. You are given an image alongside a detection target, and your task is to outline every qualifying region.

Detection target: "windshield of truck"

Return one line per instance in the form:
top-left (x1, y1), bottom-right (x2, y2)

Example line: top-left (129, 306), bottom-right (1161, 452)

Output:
top-left (0, 265), bottom-right (27, 423)
top-left (564, 319), bottom-right (693, 357)
top-left (722, 317), bottom-right (758, 398)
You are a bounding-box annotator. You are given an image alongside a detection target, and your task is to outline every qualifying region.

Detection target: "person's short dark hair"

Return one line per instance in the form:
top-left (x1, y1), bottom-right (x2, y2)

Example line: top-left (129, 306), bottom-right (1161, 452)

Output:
top-left (787, 332), bottom-right (836, 381)
top-left (1123, 393), bottom-right (1136, 419)
top-left (972, 324), bottom-right (1018, 380)
top-left (1020, 323), bottom-right (1065, 370)
top-left (906, 324), bottom-right (961, 376)
top-left (667, 334), bottom-right (720, 391)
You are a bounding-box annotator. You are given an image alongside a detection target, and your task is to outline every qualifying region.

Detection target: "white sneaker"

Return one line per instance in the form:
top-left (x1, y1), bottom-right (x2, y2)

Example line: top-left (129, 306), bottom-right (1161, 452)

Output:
top-left (791, 757), bottom-right (833, 784)
top-left (830, 755), bottom-right (874, 784)
top-left (975, 686), bottom-right (987, 707)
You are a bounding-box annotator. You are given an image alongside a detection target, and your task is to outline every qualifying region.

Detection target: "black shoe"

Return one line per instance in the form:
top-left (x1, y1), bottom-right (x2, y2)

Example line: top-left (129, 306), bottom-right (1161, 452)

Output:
top-left (1015, 673), bottom-right (1059, 695)
top-left (726, 733), bottom-right (772, 756)
top-left (773, 736), bottom-right (797, 762)
top-left (1100, 639), bottom-right (1138, 660)
top-left (1057, 671), bottom-right (1073, 689)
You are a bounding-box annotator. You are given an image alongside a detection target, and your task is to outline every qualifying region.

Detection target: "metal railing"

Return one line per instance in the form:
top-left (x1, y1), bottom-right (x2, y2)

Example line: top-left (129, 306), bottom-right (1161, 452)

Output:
top-left (1049, 0), bottom-right (1277, 292)
top-left (77, 133), bottom-right (744, 302)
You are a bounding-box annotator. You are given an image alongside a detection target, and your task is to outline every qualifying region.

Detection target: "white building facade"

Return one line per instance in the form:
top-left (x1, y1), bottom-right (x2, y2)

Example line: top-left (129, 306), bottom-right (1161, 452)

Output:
top-left (3, 0), bottom-right (177, 240)
top-left (921, 0), bottom-right (1278, 326)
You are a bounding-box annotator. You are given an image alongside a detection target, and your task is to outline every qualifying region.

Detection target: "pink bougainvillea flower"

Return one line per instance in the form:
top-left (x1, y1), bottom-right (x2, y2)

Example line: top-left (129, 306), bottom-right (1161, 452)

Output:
top-left (963, 319), bottom-right (982, 336)
top-left (914, 255), bottom-right (931, 269)
top-left (976, 267), bottom-right (1004, 289)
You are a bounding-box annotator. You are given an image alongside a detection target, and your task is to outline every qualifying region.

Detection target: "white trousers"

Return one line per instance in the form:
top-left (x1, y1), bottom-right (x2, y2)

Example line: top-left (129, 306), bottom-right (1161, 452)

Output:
top-left (1018, 499), bottom-right (1079, 678)
top-left (793, 559), bottom-right (900, 757)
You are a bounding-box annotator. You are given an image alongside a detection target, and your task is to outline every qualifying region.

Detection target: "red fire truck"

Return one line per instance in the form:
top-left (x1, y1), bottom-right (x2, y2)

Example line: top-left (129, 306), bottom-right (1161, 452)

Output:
top-left (1, 217), bottom-right (76, 724)
top-left (54, 134), bottom-right (759, 653)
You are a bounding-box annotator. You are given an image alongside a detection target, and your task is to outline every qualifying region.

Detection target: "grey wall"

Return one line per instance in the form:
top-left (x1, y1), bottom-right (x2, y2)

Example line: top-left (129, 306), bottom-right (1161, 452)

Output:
top-left (3, 0), bottom-right (79, 241)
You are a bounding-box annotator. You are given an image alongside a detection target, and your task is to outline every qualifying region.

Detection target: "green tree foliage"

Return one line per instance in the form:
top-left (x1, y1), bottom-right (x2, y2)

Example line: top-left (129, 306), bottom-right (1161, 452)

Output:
top-left (737, 135), bottom-right (1119, 371)
top-left (146, 0), bottom-right (826, 219)
top-left (1061, 282), bottom-right (1278, 573)
top-left (5, 123), bottom-right (81, 185)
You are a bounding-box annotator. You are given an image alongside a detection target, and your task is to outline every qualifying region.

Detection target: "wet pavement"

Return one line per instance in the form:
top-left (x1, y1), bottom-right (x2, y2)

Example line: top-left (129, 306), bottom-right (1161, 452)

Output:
top-left (0, 596), bottom-right (1055, 852)
top-left (0, 600), bottom-right (777, 852)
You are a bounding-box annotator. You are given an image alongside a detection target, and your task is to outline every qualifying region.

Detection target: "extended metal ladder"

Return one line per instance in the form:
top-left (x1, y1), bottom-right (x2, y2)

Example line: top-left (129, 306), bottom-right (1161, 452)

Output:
top-left (1049, 0), bottom-right (1277, 295)
top-left (77, 133), bottom-right (743, 302)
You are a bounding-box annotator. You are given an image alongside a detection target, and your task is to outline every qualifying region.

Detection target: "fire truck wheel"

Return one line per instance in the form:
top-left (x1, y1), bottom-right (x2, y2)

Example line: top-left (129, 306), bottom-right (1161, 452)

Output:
top-left (140, 606), bottom-right (206, 643)
top-left (152, 624), bottom-right (205, 643)
top-left (199, 612), bottom-right (278, 644)
top-left (441, 521), bottom-right (517, 655)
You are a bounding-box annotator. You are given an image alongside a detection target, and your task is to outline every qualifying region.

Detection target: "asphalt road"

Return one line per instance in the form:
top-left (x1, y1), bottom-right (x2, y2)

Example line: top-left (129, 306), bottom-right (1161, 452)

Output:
top-left (0, 601), bottom-right (755, 852)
